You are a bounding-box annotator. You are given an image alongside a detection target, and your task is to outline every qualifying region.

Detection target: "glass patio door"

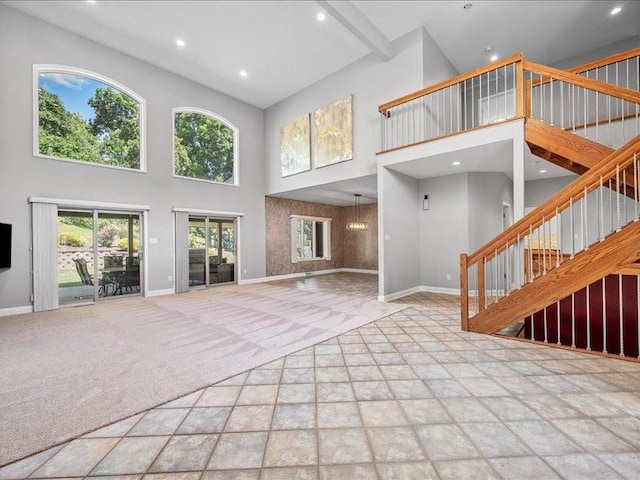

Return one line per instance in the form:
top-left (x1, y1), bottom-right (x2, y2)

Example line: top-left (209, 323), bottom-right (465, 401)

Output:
top-left (97, 212), bottom-right (142, 298)
top-left (57, 209), bottom-right (142, 305)
top-left (57, 210), bottom-right (95, 305)
top-left (188, 216), bottom-right (236, 287)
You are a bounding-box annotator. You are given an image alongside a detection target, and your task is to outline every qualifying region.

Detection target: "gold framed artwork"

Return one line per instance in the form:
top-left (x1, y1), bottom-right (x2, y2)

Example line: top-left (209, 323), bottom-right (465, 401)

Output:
top-left (280, 113), bottom-right (311, 177)
top-left (313, 95), bottom-right (353, 168)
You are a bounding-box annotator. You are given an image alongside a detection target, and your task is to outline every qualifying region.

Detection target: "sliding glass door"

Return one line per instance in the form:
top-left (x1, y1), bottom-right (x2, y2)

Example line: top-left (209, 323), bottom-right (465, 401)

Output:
top-left (58, 211), bottom-right (95, 305)
top-left (188, 216), bottom-right (236, 287)
top-left (57, 209), bottom-right (142, 305)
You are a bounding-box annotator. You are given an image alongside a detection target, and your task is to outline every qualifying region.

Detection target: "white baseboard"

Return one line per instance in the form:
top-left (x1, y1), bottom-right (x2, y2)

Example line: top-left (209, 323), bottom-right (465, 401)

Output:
top-left (146, 288), bottom-right (175, 297)
top-left (380, 286), bottom-right (423, 302)
top-left (379, 285), bottom-right (460, 302)
top-left (420, 285), bottom-right (460, 296)
top-left (342, 268), bottom-right (378, 275)
top-left (0, 305), bottom-right (33, 317)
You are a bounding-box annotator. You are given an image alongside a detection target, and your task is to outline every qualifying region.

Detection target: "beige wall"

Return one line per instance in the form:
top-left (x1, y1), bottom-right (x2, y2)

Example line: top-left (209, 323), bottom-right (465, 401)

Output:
top-left (265, 196), bottom-right (377, 276)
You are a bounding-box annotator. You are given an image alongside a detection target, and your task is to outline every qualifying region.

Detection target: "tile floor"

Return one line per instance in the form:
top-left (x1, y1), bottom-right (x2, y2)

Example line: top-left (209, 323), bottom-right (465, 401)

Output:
top-left (2, 292), bottom-right (640, 479)
top-left (269, 273), bottom-right (379, 298)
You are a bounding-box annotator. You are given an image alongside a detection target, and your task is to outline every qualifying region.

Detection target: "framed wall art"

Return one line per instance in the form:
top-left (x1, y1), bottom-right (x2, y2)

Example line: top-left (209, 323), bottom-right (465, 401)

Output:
top-left (313, 95), bottom-right (353, 168)
top-left (280, 113), bottom-right (311, 177)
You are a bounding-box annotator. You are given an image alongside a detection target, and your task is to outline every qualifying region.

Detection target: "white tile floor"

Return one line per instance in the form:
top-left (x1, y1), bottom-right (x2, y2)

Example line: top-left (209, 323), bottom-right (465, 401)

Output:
top-left (2, 284), bottom-right (640, 479)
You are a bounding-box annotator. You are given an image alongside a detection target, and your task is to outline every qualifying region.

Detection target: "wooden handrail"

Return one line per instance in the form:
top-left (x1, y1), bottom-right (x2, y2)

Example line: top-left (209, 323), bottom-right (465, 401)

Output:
top-left (378, 52), bottom-right (523, 113)
top-left (379, 48), bottom-right (639, 115)
top-left (467, 134), bottom-right (640, 265)
top-left (530, 47), bottom-right (640, 88)
top-left (567, 47), bottom-right (640, 75)
top-left (523, 60), bottom-right (640, 105)
top-left (615, 263), bottom-right (640, 276)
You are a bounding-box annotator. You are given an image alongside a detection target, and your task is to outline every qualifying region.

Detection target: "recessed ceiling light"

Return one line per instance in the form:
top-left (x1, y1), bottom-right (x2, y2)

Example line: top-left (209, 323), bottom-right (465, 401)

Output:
top-left (452, 161), bottom-right (461, 166)
top-left (317, 12), bottom-right (326, 22)
top-left (463, 3), bottom-right (472, 9)
top-left (610, 6), bottom-right (622, 15)
top-left (86, 0), bottom-right (96, 3)
top-left (240, 70), bottom-right (248, 78)
top-left (175, 38), bottom-right (185, 48)
top-left (539, 169), bottom-right (547, 173)
top-left (490, 54), bottom-right (498, 62)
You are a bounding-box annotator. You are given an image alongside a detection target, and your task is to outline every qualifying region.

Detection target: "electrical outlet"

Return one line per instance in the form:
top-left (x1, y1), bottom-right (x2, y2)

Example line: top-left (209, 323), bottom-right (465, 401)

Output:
top-left (243, 269), bottom-right (247, 274)
top-left (446, 274), bottom-right (451, 280)
top-left (167, 275), bottom-right (172, 282)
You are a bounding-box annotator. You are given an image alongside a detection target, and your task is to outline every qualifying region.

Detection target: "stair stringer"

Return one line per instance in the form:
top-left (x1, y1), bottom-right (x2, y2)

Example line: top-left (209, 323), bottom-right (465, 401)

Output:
top-left (525, 118), bottom-right (614, 174)
top-left (467, 220), bottom-right (640, 335)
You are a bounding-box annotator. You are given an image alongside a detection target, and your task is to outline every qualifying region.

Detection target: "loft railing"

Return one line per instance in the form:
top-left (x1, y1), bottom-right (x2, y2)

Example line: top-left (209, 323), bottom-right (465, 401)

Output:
top-left (460, 134), bottom-right (640, 331)
top-left (378, 53), bottom-right (524, 153)
top-left (378, 48), bottom-right (640, 154)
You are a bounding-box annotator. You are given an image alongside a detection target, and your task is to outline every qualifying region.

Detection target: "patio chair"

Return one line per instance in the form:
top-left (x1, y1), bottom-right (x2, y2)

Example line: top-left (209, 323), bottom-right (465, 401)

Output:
top-left (73, 258), bottom-right (110, 296)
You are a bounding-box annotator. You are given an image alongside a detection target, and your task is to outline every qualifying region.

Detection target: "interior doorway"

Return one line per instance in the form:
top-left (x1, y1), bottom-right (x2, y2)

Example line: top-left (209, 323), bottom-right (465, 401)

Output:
top-left (57, 210), bottom-right (142, 305)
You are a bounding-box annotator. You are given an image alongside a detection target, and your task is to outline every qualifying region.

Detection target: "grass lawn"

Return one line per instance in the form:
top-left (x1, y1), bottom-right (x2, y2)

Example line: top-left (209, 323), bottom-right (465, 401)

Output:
top-left (58, 269), bottom-right (82, 288)
top-left (57, 221), bottom-right (93, 245)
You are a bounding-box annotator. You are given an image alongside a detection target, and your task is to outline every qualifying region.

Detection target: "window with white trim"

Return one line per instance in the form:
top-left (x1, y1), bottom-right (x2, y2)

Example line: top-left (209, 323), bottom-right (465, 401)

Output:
top-left (290, 216), bottom-right (331, 263)
top-left (173, 108), bottom-right (238, 185)
top-left (35, 65), bottom-right (144, 170)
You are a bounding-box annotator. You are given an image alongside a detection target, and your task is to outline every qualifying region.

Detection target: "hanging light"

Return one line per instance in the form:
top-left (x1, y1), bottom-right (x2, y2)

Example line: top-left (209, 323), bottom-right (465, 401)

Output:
top-left (346, 193), bottom-right (369, 231)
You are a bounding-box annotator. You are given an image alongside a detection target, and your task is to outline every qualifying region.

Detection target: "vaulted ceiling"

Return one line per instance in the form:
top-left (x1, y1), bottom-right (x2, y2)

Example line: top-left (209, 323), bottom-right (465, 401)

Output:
top-left (5, 1), bottom-right (639, 109)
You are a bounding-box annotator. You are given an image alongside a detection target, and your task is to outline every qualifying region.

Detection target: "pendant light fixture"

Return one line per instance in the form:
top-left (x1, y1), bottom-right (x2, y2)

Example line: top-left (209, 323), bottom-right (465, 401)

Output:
top-left (346, 193), bottom-right (369, 231)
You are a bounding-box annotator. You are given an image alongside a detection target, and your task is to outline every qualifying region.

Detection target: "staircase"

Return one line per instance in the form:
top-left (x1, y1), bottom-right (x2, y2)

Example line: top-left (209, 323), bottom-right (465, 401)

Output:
top-left (378, 47), bottom-right (640, 360)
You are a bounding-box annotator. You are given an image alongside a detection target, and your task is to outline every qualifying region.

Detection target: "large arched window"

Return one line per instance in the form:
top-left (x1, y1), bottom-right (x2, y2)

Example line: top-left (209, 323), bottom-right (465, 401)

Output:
top-left (34, 65), bottom-right (145, 171)
top-left (173, 108), bottom-right (238, 185)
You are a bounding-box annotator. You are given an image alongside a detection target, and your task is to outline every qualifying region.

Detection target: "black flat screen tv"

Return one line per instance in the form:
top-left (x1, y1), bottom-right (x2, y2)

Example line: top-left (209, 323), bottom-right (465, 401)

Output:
top-left (0, 223), bottom-right (11, 269)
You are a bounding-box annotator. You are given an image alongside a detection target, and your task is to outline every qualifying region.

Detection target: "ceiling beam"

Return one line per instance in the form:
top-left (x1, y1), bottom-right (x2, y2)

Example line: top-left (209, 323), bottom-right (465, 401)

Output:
top-left (316, 0), bottom-right (393, 61)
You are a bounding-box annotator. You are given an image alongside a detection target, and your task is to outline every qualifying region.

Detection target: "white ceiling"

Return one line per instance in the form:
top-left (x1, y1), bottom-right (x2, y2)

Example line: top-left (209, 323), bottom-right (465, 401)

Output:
top-left (5, 1), bottom-right (639, 109)
top-left (3, 0), bottom-right (630, 204)
top-left (354, 1), bottom-right (640, 73)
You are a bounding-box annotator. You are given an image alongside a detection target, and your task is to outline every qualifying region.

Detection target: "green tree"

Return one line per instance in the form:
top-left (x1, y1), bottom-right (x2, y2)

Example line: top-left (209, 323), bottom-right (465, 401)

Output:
top-left (38, 88), bottom-right (100, 162)
top-left (88, 87), bottom-right (141, 168)
top-left (174, 112), bottom-right (234, 183)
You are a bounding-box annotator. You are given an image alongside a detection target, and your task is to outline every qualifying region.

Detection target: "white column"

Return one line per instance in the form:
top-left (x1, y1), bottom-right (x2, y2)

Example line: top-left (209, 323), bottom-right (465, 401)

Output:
top-left (513, 123), bottom-right (526, 221)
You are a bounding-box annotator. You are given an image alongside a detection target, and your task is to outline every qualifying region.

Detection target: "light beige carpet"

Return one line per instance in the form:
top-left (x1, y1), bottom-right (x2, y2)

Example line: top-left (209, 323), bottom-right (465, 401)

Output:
top-left (0, 280), bottom-right (405, 466)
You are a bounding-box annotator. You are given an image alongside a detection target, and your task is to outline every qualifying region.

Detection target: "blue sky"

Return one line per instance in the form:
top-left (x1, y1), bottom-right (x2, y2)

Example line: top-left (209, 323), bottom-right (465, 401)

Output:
top-left (38, 73), bottom-right (106, 121)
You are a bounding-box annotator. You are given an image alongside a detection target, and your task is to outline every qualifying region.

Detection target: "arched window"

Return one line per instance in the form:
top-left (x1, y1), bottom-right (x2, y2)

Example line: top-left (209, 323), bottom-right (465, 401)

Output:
top-left (34, 65), bottom-right (145, 170)
top-left (173, 108), bottom-right (238, 185)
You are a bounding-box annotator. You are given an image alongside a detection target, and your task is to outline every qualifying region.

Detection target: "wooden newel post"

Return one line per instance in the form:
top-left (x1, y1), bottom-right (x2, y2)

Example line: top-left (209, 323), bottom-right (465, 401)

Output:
top-left (460, 253), bottom-right (469, 331)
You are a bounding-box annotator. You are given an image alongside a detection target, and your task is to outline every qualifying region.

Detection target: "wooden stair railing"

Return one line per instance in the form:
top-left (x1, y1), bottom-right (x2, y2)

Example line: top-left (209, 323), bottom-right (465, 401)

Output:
top-left (524, 61), bottom-right (640, 151)
top-left (466, 224), bottom-right (640, 335)
top-left (546, 47), bottom-right (640, 89)
top-left (378, 48), bottom-right (640, 155)
top-left (460, 134), bottom-right (640, 333)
